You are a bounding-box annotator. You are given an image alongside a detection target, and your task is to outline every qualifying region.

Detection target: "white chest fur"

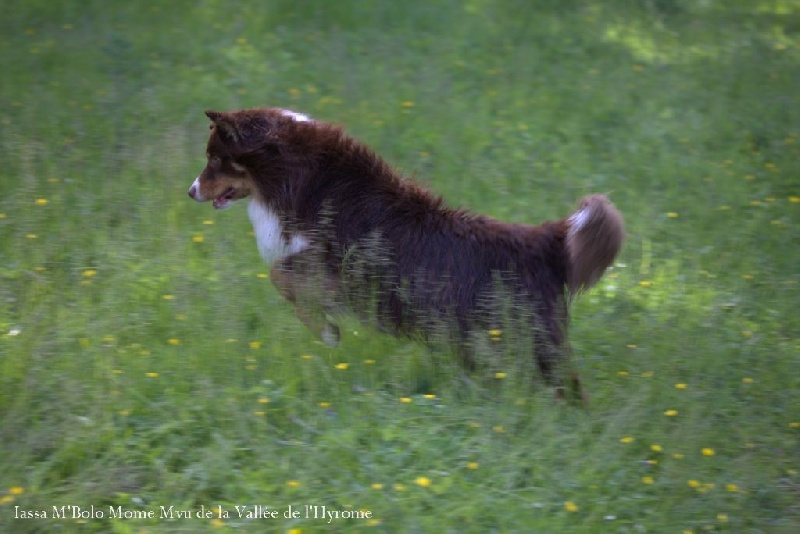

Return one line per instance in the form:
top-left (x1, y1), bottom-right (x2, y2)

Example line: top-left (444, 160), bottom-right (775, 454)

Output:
top-left (247, 200), bottom-right (309, 263)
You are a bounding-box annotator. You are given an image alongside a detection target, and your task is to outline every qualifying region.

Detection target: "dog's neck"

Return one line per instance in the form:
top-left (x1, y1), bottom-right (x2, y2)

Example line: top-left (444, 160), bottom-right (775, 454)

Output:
top-left (247, 199), bottom-right (309, 264)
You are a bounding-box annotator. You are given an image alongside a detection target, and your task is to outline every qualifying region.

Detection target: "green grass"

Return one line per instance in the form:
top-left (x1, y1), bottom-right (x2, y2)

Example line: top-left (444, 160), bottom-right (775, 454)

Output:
top-left (1, 1), bottom-right (799, 532)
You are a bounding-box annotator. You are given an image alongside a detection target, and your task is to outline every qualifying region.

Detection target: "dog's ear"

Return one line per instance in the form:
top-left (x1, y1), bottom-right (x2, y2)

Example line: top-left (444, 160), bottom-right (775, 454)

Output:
top-left (205, 110), bottom-right (241, 149)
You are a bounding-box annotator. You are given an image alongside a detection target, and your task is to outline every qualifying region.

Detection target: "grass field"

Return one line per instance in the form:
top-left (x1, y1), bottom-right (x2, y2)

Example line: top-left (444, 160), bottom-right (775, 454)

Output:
top-left (1, 1), bottom-right (799, 532)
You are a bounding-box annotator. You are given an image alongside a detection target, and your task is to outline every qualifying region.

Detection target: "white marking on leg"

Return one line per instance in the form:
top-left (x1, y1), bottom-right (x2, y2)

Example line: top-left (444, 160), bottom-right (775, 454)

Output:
top-left (321, 322), bottom-right (340, 347)
top-left (289, 234), bottom-right (310, 254)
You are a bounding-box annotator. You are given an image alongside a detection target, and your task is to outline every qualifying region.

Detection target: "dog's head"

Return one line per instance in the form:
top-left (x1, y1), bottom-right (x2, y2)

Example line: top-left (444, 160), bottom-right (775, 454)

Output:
top-left (188, 108), bottom-right (312, 210)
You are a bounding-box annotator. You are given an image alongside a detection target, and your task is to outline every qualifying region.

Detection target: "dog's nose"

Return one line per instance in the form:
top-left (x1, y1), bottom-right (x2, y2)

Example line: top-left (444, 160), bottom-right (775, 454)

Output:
top-left (188, 185), bottom-right (197, 199)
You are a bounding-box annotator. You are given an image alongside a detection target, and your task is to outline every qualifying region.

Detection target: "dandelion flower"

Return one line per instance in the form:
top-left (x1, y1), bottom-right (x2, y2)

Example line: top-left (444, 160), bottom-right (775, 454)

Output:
top-left (687, 479), bottom-right (701, 488)
top-left (564, 501), bottom-right (578, 512)
top-left (415, 476), bottom-right (431, 487)
top-left (467, 462), bottom-right (479, 470)
top-left (742, 377), bottom-right (754, 384)
top-left (702, 448), bottom-right (715, 457)
top-left (726, 483), bottom-right (739, 492)
top-left (675, 383), bottom-right (687, 389)
top-left (664, 409), bottom-right (679, 417)
top-left (620, 436), bottom-right (635, 444)
top-left (35, 198), bottom-right (48, 206)
top-left (400, 397), bottom-right (412, 404)
top-left (642, 476), bottom-right (654, 485)
top-left (666, 212), bottom-right (679, 218)
top-left (192, 235), bottom-right (204, 243)
top-left (82, 269), bottom-right (97, 277)
top-left (146, 372), bottom-right (159, 378)
top-left (286, 480), bottom-right (300, 488)
top-left (371, 483), bottom-right (383, 490)
top-left (9, 487), bottom-right (24, 495)
top-left (651, 444), bottom-right (662, 452)
top-left (167, 338), bottom-right (181, 346)
top-left (639, 280), bottom-right (652, 288)
top-left (335, 362), bottom-right (349, 370)
top-left (717, 513), bottom-right (728, 522)
top-left (318, 402), bottom-right (331, 408)
top-left (495, 372), bottom-right (507, 379)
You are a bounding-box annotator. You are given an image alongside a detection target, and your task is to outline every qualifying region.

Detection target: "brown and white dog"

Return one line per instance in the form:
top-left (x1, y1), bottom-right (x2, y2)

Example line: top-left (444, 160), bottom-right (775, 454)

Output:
top-left (188, 108), bottom-right (624, 400)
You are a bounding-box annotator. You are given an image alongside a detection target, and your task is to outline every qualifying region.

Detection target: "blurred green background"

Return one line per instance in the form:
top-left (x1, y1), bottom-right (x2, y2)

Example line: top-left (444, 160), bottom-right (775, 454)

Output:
top-left (1, 1), bottom-right (799, 532)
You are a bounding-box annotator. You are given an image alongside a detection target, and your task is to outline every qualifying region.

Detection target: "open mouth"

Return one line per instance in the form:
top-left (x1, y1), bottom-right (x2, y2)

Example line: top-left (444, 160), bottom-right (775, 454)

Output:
top-left (213, 187), bottom-right (236, 210)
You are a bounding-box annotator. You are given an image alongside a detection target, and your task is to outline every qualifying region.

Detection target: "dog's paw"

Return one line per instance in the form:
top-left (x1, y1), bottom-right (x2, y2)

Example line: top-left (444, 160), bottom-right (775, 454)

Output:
top-left (321, 322), bottom-right (340, 347)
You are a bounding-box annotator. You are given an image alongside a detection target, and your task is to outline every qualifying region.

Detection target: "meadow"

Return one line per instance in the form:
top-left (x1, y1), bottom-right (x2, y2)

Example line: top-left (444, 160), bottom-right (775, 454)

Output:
top-left (1, 1), bottom-right (799, 532)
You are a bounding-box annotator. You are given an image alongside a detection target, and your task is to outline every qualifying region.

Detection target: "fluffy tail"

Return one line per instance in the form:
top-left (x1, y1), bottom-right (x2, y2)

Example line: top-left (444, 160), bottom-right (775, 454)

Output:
top-left (566, 194), bottom-right (625, 293)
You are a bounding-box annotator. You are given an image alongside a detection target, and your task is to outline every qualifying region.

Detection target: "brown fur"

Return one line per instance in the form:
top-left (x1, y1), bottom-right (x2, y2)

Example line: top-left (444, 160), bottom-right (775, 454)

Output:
top-left (189, 108), bottom-right (624, 400)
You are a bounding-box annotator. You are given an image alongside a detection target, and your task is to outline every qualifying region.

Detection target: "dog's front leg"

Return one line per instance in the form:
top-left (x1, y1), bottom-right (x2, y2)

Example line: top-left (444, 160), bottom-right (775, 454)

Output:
top-left (270, 253), bottom-right (342, 347)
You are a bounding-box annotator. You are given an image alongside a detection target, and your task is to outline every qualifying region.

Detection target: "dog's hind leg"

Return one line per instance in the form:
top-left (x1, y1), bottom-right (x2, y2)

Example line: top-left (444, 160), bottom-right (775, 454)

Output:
top-left (270, 254), bottom-right (342, 347)
top-left (535, 338), bottom-right (587, 405)
top-left (534, 300), bottom-right (588, 405)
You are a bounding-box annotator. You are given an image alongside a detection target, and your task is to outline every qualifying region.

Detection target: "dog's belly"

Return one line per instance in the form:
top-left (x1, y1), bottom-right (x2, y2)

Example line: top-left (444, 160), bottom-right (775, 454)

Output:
top-left (248, 200), bottom-right (309, 263)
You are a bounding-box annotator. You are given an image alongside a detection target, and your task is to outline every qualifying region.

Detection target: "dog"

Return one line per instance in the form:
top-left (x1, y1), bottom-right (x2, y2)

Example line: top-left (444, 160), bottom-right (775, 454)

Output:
top-left (188, 107), bottom-right (624, 400)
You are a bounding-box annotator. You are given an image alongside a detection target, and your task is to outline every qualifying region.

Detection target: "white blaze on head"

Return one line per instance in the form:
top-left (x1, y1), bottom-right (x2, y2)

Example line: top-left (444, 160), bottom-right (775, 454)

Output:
top-left (189, 177), bottom-right (206, 201)
top-left (280, 109), bottom-right (312, 122)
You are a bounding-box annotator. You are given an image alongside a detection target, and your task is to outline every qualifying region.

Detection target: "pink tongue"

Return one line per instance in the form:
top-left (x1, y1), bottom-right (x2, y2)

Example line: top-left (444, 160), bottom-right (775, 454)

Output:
top-left (213, 189), bottom-right (233, 209)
